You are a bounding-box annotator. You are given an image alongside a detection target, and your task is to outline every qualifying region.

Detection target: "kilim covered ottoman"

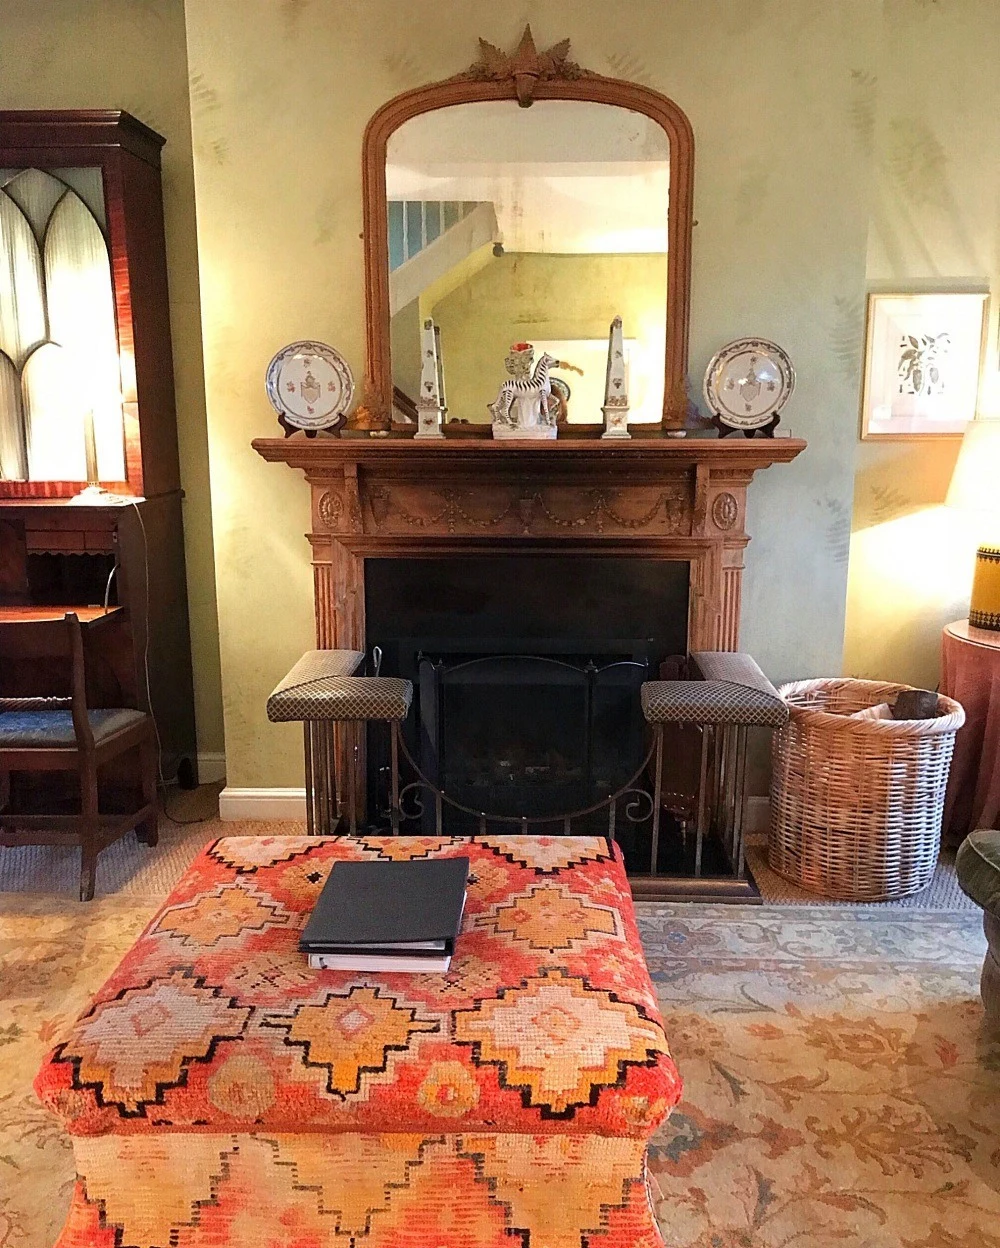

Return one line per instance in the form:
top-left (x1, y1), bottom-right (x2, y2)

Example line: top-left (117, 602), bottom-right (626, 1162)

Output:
top-left (35, 835), bottom-right (681, 1247)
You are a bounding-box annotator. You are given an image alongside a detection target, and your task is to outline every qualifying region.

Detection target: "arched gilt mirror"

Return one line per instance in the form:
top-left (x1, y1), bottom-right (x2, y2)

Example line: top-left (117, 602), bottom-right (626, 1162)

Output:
top-left (359, 28), bottom-right (694, 434)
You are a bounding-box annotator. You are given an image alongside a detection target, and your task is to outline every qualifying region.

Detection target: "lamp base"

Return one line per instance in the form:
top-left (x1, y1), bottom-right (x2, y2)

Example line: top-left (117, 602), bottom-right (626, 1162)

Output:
top-left (970, 544), bottom-right (1000, 631)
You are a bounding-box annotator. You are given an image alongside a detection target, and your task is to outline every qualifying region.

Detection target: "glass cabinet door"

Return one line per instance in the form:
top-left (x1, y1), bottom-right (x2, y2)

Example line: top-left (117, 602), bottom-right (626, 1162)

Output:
top-left (0, 166), bottom-right (125, 483)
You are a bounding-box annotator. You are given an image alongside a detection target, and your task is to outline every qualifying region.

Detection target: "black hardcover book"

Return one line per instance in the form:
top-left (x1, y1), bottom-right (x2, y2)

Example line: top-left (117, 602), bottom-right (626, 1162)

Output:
top-left (299, 857), bottom-right (470, 956)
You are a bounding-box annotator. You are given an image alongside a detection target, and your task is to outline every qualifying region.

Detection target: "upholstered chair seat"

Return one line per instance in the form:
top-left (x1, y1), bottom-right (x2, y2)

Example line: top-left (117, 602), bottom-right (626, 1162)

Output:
top-left (0, 708), bottom-right (147, 748)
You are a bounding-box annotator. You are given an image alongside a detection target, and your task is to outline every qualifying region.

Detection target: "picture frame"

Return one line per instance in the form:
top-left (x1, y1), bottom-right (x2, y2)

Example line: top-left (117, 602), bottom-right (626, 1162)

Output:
top-left (860, 290), bottom-right (989, 440)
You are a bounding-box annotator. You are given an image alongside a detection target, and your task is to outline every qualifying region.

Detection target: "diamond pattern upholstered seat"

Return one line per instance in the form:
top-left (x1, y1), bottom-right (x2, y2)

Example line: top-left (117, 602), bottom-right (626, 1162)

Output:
top-left (278, 676), bottom-right (412, 722)
top-left (36, 835), bottom-right (681, 1248)
top-left (266, 650), bottom-right (412, 723)
top-left (642, 651), bottom-right (788, 728)
top-left (641, 678), bottom-right (788, 726)
top-left (638, 652), bottom-right (787, 886)
top-left (266, 651), bottom-right (413, 836)
top-left (265, 649), bottom-right (366, 720)
top-left (690, 650), bottom-right (784, 698)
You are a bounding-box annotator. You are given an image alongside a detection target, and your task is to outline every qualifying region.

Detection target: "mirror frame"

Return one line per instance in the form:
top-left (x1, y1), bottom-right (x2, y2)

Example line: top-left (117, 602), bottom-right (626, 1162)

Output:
top-left (361, 36), bottom-right (694, 431)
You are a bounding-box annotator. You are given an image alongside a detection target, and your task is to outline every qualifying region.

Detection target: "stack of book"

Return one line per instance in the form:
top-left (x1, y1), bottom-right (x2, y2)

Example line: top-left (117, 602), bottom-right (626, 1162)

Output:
top-left (299, 857), bottom-right (469, 972)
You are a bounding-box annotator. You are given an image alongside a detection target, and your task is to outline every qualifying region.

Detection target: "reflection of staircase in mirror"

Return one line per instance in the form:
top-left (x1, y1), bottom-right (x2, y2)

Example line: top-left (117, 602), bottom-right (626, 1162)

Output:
top-left (388, 200), bottom-right (498, 315)
top-left (392, 385), bottom-right (418, 423)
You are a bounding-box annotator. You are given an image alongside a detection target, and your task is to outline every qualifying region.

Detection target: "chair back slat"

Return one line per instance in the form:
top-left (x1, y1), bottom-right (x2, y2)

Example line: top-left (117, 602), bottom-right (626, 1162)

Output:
top-left (0, 617), bottom-right (74, 661)
top-left (0, 614), bottom-right (94, 751)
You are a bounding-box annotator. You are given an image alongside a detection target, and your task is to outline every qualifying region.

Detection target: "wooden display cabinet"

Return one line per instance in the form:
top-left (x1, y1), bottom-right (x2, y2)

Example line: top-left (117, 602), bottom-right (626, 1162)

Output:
top-left (0, 111), bottom-right (197, 782)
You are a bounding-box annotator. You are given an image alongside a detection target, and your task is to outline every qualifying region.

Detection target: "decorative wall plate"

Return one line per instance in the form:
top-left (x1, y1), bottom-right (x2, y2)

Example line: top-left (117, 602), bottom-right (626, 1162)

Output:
top-left (703, 338), bottom-right (794, 438)
top-left (266, 340), bottom-right (354, 436)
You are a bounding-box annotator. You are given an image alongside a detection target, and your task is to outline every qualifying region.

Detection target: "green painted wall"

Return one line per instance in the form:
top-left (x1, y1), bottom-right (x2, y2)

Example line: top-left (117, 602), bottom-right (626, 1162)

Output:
top-left (181, 0), bottom-right (880, 787)
top-left (843, 0), bottom-right (1000, 687)
top-left (10, 3), bottom-right (994, 789)
top-left (0, 0), bottom-right (959, 789)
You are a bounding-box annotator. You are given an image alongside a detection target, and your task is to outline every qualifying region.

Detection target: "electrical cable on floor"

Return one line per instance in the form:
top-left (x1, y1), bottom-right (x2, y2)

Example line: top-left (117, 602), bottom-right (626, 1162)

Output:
top-left (160, 794), bottom-right (216, 826)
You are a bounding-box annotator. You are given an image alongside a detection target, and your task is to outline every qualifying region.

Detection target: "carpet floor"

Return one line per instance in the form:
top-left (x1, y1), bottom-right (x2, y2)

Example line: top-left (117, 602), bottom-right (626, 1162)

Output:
top-left (1, 821), bottom-right (998, 1246)
top-left (0, 817), bottom-right (979, 912)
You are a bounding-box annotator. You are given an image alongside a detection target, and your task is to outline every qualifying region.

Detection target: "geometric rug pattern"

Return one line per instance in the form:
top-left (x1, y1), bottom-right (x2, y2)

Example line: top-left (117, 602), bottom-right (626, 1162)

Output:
top-left (35, 835), bottom-right (679, 1139)
top-left (30, 834), bottom-right (682, 1246)
top-left (1, 825), bottom-right (998, 1246)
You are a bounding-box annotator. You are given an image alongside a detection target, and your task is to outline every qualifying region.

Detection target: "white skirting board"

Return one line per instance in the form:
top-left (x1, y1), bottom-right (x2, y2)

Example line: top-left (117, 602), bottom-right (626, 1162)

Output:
top-left (218, 789), bottom-right (773, 831)
top-left (197, 752), bottom-right (227, 785)
top-left (219, 787), bottom-right (306, 821)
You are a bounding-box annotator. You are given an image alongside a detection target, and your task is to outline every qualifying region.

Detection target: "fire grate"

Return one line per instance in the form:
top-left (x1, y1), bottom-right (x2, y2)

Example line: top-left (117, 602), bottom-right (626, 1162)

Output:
top-left (417, 649), bottom-right (649, 826)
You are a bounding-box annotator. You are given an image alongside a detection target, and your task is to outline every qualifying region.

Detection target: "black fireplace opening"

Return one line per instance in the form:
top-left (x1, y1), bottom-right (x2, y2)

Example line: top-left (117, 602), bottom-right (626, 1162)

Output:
top-left (365, 555), bottom-right (690, 848)
top-left (417, 646), bottom-right (651, 826)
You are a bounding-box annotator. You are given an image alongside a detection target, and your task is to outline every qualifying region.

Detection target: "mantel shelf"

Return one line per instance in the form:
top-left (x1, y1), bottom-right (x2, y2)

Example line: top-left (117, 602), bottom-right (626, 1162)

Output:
top-left (252, 434), bottom-right (807, 475)
top-left (252, 429), bottom-right (806, 659)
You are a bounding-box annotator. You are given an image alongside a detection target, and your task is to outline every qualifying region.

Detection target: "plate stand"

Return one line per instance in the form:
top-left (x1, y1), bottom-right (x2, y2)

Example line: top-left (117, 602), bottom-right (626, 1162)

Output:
top-left (710, 412), bottom-right (780, 439)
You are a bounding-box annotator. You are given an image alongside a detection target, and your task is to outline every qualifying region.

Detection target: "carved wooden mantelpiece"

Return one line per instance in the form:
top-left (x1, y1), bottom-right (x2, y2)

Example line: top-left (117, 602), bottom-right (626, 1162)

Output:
top-left (253, 436), bottom-right (806, 654)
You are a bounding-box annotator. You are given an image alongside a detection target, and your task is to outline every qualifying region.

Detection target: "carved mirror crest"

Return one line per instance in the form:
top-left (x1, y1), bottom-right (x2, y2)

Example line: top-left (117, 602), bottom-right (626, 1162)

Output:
top-left (358, 27), bottom-right (694, 434)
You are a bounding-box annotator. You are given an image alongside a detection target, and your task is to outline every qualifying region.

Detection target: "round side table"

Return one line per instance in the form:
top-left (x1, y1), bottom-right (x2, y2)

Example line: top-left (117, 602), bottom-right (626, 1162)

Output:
top-left (941, 619), bottom-right (1000, 842)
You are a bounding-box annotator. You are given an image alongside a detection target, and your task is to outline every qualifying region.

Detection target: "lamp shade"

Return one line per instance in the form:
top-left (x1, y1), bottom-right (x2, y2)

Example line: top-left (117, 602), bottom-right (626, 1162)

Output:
top-left (946, 418), bottom-right (1000, 515)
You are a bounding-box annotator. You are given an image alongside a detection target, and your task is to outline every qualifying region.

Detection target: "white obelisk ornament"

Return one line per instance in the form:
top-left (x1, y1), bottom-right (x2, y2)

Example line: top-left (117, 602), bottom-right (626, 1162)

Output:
top-left (415, 318), bottom-right (446, 439)
top-left (601, 316), bottom-right (630, 439)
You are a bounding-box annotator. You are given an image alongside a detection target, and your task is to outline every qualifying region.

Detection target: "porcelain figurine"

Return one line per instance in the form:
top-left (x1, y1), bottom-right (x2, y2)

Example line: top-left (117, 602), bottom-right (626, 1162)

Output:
top-left (601, 316), bottom-right (630, 439)
top-left (415, 318), bottom-right (446, 439)
top-left (490, 342), bottom-right (582, 439)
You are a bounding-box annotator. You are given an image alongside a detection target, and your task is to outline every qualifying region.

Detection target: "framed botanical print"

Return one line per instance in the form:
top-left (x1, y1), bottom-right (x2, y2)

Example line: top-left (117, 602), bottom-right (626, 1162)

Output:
top-left (860, 290), bottom-right (989, 439)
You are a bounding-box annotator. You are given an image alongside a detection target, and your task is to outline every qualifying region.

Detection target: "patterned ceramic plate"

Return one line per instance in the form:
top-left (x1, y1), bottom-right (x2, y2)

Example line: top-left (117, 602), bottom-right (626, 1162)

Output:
top-left (703, 338), bottom-right (795, 431)
top-left (265, 340), bottom-right (354, 431)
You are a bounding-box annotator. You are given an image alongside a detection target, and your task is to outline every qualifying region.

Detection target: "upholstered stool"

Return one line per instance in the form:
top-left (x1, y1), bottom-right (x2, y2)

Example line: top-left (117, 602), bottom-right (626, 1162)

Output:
top-left (267, 651), bottom-right (413, 835)
top-left (36, 834), bottom-right (682, 1247)
top-left (641, 651), bottom-right (787, 884)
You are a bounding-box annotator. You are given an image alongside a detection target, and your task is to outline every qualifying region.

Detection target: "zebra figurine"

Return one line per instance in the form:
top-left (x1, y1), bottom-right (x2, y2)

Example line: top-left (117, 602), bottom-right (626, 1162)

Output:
top-left (489, 351), bottom-right (562, 439)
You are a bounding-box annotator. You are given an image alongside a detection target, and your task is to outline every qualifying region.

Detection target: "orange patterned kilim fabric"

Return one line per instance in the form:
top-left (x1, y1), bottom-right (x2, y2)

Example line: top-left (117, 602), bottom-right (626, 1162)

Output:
top-left (36, 835), bottom-right (680, 1247)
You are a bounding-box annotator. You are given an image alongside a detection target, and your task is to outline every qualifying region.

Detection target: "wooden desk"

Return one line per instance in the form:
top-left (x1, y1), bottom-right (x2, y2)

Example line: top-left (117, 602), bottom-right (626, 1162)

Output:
top-left (0, 605), bottom-right (135, 708)
top-left (0, 499), bottom-right (196, 782)
top-left (0, 606), bottom-right (122, 624)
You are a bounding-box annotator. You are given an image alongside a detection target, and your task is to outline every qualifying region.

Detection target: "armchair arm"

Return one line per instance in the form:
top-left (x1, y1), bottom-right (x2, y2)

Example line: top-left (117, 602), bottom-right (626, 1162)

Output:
top-left (956, 829), bottom-right (1000, 920)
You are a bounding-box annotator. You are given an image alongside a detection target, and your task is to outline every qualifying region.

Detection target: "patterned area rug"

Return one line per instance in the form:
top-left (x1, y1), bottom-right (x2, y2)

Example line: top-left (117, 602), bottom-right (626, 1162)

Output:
top-left (640, 905), bottom-right (1000, 1246)
top-left (1, 828), bottom-right (998, 1246)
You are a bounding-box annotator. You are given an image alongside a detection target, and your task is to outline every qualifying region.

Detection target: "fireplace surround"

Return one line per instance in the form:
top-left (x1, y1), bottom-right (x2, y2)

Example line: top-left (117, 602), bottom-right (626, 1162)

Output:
top-left (254, 436), bottom-right (806, 833)
top-left (253, 436), bottom-right (805, 651)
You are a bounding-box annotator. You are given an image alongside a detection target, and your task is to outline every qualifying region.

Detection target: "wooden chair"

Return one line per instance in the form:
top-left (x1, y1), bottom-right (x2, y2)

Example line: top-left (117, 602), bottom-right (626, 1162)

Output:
top-left (0, 612), bottom-right (158, 901)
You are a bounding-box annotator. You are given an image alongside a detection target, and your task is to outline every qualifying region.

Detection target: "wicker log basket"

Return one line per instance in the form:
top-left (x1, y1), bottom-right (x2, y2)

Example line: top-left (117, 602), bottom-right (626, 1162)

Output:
top-left (769, 679), bottom-right (965, 901)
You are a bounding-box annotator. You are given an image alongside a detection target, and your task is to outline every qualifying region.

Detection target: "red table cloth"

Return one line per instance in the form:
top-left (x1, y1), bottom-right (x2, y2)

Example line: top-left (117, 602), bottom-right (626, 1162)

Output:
top-left (942, 620), bottom-right (1000, 841)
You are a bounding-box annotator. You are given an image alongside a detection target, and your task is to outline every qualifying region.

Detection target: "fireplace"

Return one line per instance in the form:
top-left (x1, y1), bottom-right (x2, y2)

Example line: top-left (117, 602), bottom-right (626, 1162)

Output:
top-left (363, 555), bottom-right (683, 847)
top-left (364, 553), bottom-right (683, 818)
top-left (253, 433), bottom-right (807, 894)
